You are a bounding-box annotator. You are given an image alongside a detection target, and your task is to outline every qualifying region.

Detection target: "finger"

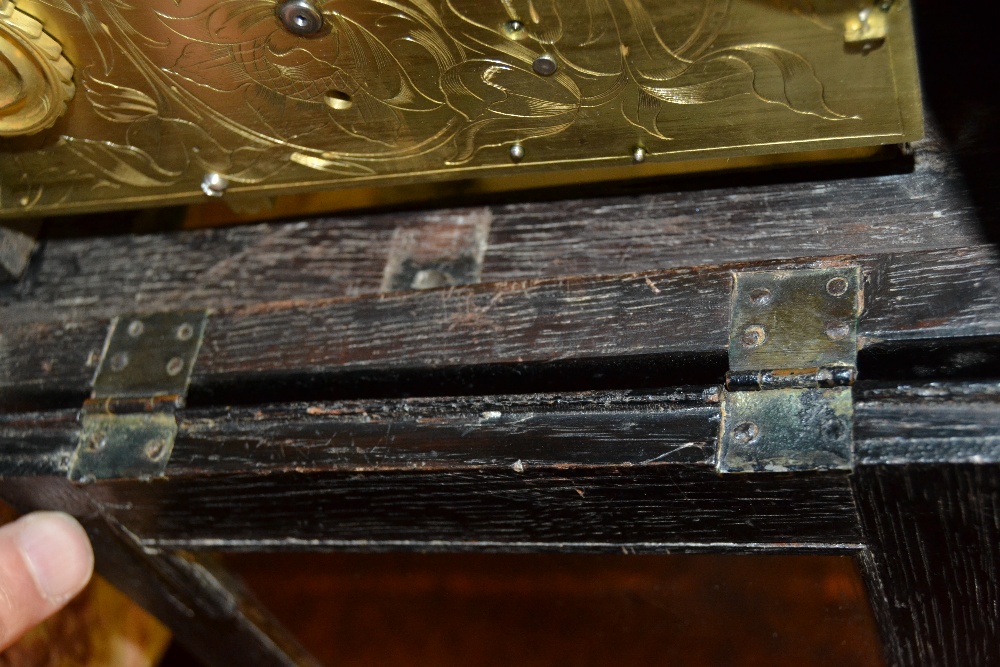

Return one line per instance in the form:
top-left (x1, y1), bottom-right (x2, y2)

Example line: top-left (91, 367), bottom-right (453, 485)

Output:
top-left (0, 512), bottom-right (94, 651)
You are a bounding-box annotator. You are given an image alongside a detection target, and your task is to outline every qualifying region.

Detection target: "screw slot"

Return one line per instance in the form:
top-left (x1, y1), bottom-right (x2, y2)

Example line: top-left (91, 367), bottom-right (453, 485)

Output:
top-left (732, 421), bottom-right (759, 446)
top-left (826, 277), bottom-right (849, 297)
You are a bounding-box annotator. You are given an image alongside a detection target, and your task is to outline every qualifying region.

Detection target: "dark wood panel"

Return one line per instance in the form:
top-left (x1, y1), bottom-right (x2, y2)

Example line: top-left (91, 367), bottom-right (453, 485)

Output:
top-left (173, 388), bottom-right (719, 475)
top-left (3, 246), bottom-right (997, 406)
top-left (87, 467), bottom-right (859, 553)
top-left (854, 465), bottom-right (1000, 667)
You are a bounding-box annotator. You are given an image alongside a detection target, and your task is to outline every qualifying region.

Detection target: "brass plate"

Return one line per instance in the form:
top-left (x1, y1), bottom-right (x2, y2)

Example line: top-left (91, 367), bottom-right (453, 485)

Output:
top-left (0, 0), bottom-right (922, 217)
top-left (729, 267), bottom-right (861, 373)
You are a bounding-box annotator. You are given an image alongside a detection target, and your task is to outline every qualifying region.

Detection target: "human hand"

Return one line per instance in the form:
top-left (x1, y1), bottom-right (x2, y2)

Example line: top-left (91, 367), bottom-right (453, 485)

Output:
top-left (0, 512), bottom-right (94, 651)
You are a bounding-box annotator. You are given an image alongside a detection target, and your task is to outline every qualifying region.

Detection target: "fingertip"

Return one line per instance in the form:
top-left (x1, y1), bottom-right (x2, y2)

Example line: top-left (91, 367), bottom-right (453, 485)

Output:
top-left (15, 512), bottom-right (94, 604)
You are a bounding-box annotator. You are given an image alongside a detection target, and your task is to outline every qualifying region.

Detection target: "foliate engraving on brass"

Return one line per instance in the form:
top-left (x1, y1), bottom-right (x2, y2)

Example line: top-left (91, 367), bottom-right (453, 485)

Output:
top-left (0, 0), bottom-right (74, 137)
top-left (1, 0), bottom-right (921, 215)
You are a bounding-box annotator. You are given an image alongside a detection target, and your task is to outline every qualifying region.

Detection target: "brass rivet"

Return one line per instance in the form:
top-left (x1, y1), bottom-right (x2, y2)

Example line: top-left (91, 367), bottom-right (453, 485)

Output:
top-left (532, 54), bottom-right (557, 76)
top-left (503, 20), bottom-right (524, 37)
top-left (201, 172), bottom-right (229, 197)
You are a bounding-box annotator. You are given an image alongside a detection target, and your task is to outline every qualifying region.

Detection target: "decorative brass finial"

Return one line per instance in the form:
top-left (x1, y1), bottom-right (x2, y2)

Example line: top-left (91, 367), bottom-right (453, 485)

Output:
top-left (0, 0), bottom-right (75, 137)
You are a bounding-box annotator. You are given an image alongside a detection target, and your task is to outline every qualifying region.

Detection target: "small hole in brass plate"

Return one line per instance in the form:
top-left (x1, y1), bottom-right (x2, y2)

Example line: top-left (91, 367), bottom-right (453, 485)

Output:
top-left (324, 90), bottom-right (353, 110)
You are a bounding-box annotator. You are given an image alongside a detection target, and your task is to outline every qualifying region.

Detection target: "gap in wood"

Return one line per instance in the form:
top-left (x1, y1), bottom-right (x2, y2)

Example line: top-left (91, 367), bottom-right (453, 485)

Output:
top-left (184, 352), bottom-right (729, 408)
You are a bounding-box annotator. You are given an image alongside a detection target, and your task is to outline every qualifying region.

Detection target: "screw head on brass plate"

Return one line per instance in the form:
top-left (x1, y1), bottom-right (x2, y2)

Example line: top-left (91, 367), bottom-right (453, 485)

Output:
top-left (276, 0), bottom-right (324, 36)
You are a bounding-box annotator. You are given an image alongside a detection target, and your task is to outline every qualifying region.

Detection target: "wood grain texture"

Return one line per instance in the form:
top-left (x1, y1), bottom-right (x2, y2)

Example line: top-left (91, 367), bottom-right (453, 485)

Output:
top-left (172, 388), bottom-right (720, 475)
top-left (2, 246), bottom-right (998, 407)
top-left (0, 477), bottom-right (322, 667)
top-left (853, 382), bottom-right (1000, 667)
top-left (854, 465), bottom-right (1000, 667)
top-left (0, 222), bottom-right (41, 282)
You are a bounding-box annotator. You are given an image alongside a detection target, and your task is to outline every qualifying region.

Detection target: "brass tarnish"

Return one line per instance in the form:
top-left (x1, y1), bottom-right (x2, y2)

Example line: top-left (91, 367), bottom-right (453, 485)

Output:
top-left (718, 267), bottom-right (860, 474)
top-left (1, 0), bottom-right (922, 217)
top-left (70, 310), bottom-right (208, 482)
top-left (729, 268), bottom-right (860, 373)
top-left (720, 387), bottom-right (853, 473)
top-left (92, 311), bottom-right (208, 399)
top-left (0, 0), bottom-right (74, 137)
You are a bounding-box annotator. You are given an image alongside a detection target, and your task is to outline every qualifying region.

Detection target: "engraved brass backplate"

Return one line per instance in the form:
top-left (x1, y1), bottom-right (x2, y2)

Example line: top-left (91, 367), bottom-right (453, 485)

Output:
top-left (1, 0), bottom-right (922, 217)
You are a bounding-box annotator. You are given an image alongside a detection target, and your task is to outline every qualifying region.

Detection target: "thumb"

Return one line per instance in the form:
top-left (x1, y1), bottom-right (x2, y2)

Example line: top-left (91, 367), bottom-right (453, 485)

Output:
top-left (0, 512), bottom-right (94, 651)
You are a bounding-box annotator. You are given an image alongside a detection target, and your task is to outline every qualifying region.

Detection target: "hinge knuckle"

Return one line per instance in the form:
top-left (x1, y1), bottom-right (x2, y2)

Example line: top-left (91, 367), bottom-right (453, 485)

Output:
top-left (69, 310), bottom-right (207, 483)
top-left (718, 268), bottom-right (860, 474)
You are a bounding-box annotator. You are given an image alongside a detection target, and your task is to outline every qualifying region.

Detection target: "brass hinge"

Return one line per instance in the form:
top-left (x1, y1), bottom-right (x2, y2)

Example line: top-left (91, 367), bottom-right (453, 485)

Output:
top-left (69, 311), bottom-right (208, 482)
top-left (717, 268), bottom-right (860, 474)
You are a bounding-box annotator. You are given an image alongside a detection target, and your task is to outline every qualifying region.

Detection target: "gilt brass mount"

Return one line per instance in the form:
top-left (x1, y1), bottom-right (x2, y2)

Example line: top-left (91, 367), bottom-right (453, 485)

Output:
top-left (0, 0), bottom-right (74, 137)
top-left (1, 0), bottom-right (922, 217)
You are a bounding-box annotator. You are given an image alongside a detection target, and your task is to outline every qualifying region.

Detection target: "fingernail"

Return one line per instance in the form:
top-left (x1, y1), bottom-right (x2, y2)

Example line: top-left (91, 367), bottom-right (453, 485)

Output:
top-left (16, 512), bottom-right (94, 603)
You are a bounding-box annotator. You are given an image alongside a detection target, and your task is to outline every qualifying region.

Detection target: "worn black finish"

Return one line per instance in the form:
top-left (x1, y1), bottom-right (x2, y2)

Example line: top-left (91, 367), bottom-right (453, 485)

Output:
top-left (854, 466), bottom-right (1000, 667)
top-left (853, 383), bottom-right (1000, 667)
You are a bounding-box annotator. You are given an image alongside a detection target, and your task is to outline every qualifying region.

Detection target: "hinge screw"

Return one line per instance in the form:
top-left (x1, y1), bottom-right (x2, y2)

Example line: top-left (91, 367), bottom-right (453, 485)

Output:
top-left (145, 438), bottom-right (167, 461)
top-left (127, 320), bottom-right (144, 337)
top-left (166, 356), bottom-right (185, 376)
top-left (109, 351), bottom-right (129, 372)
top-left (176, 323), bottom-right (194, 341)
top-left (740, 325), bottom-right (767, 348)
top-left (748, 288), bottom-right (772, 306)
top-left (731, 421), bottom-right (759, 446)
